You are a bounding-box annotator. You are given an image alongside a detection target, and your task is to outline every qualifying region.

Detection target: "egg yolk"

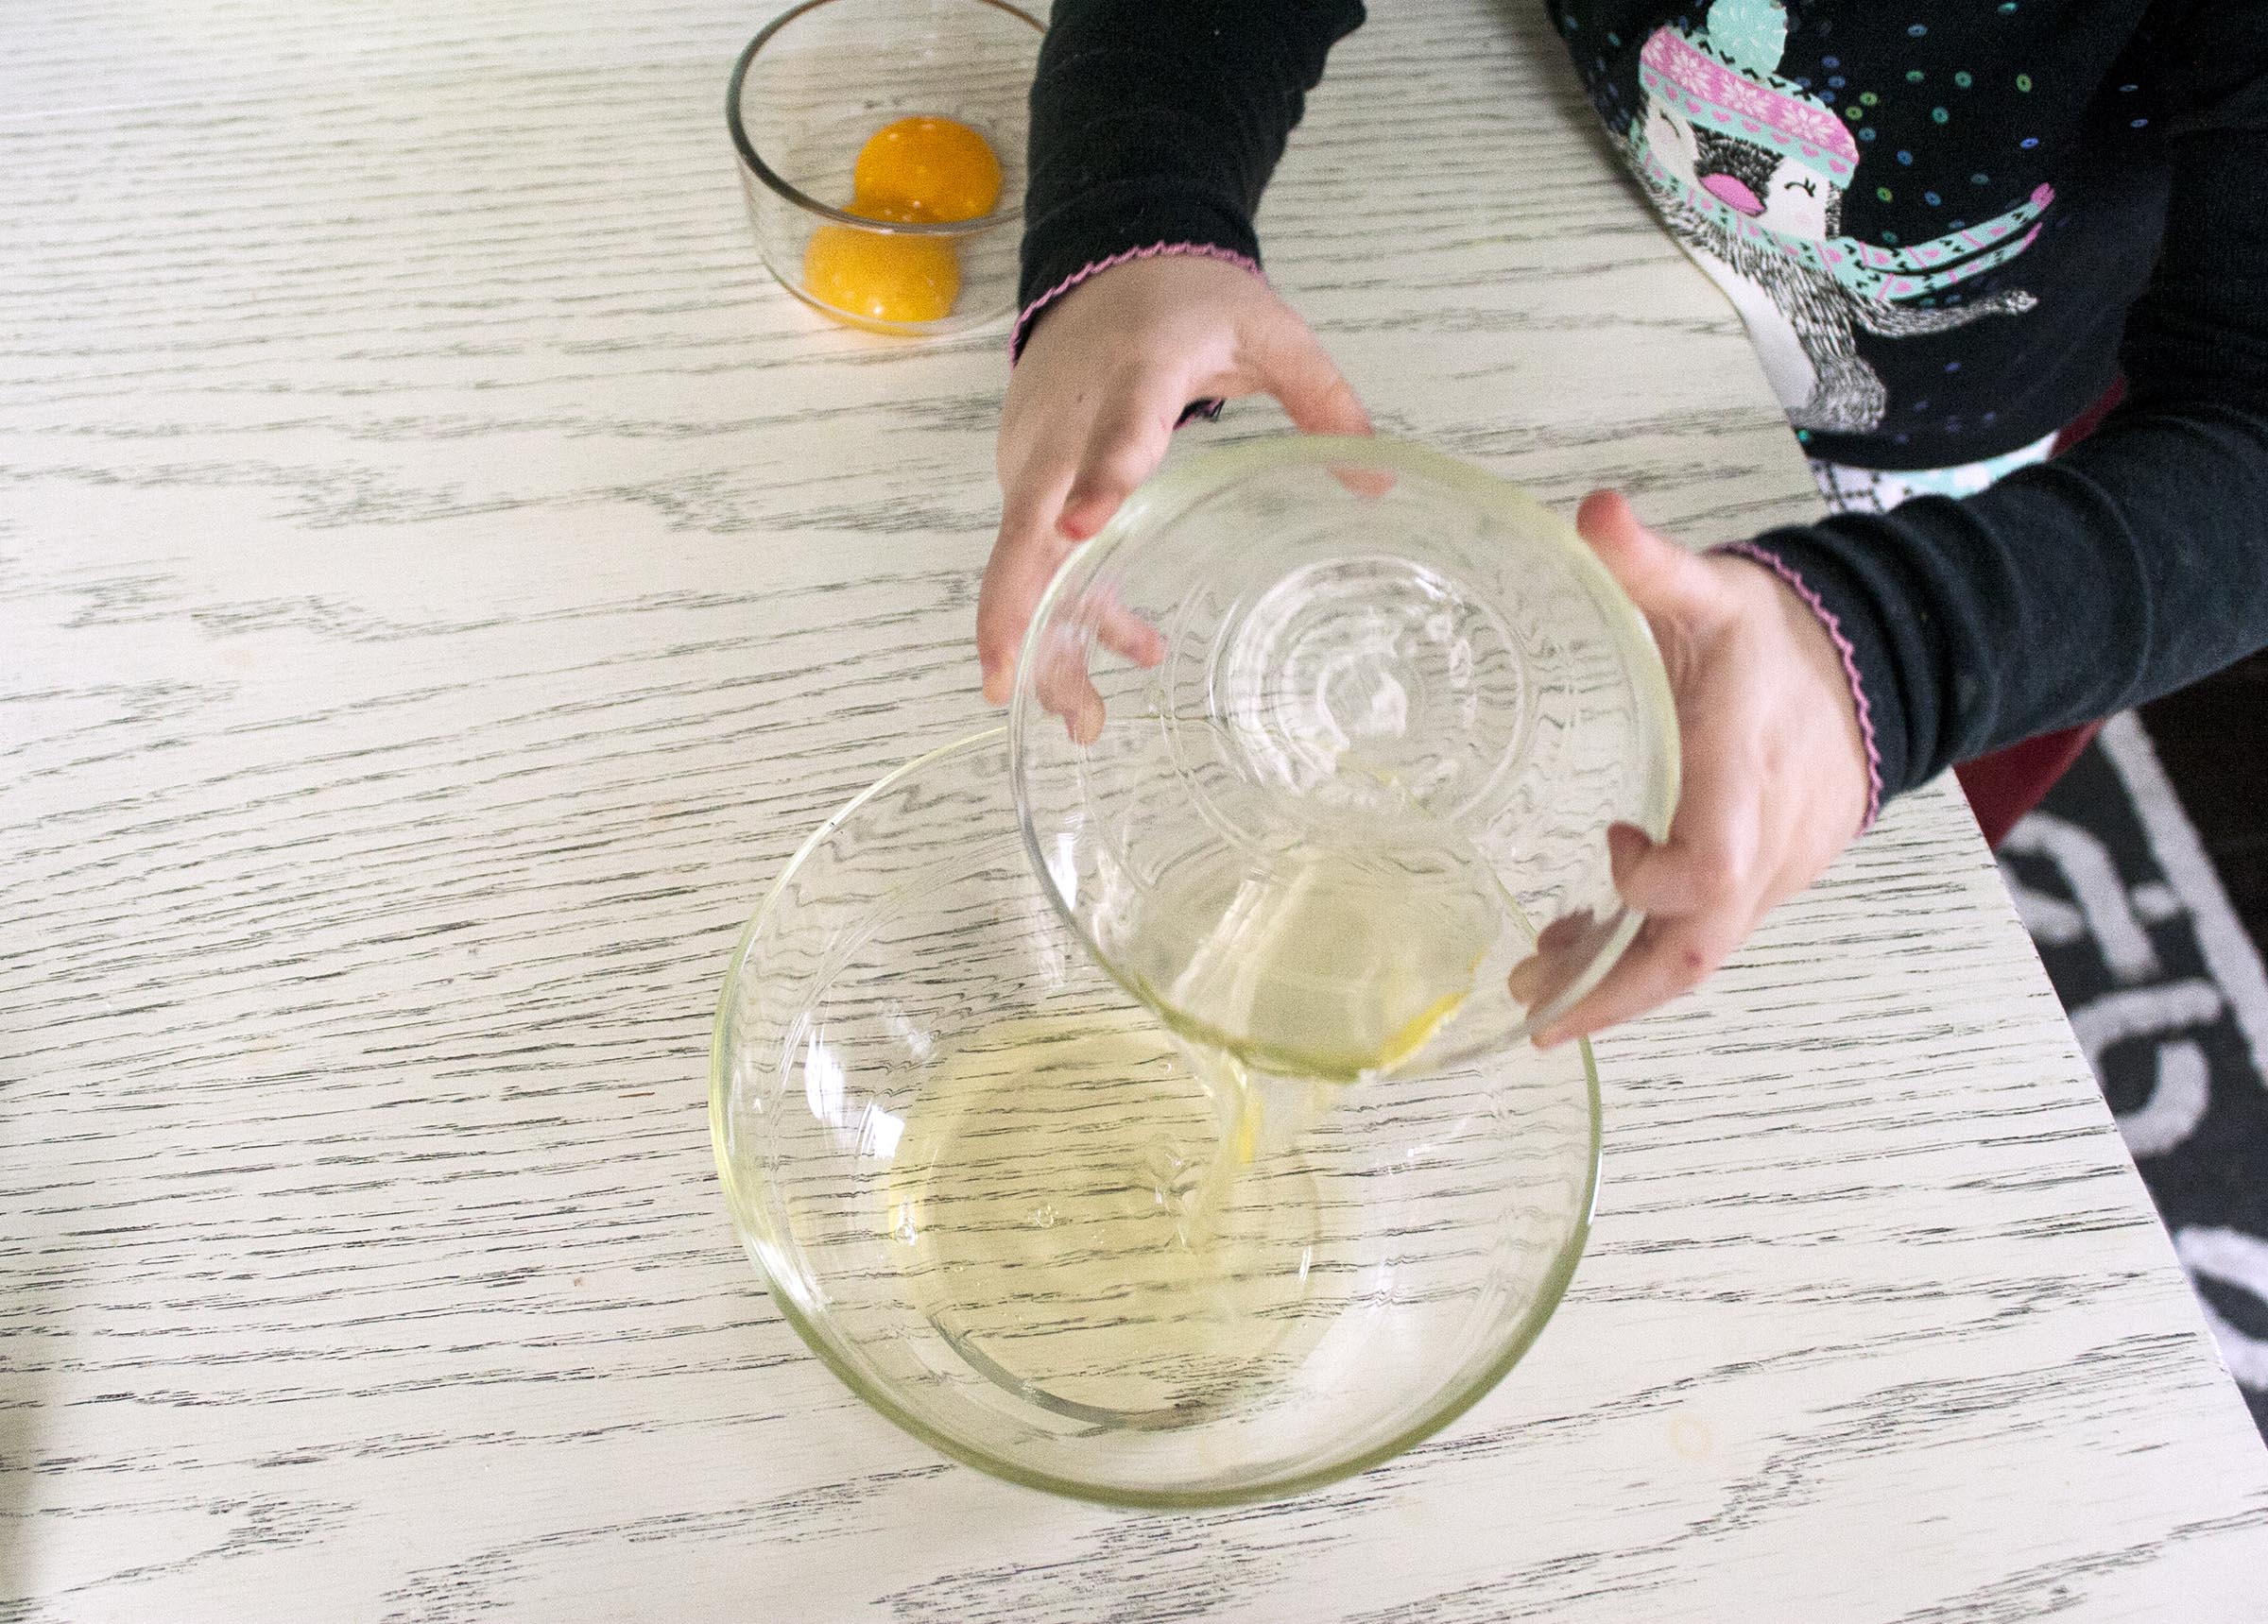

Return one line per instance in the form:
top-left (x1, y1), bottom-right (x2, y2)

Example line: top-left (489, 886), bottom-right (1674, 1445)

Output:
top-left (800, 116), bottom-right (998, 328)
top-left (850, 115), bottom-right (1002, 223)
top-left (802, 225), bottom-right (960, 325)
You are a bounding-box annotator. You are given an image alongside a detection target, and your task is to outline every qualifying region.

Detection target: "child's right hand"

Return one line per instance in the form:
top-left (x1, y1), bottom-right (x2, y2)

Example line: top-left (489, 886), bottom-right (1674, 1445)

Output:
top-left (978, 253), bottom-right (1373, 702)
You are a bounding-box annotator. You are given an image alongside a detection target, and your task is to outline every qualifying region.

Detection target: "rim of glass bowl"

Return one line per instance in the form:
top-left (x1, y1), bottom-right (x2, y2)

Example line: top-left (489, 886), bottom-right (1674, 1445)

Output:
top-left (707, 726), bottom-right (1605, 1509)
top-left (725, 0), bottom-right (1043, 239)
top-left (1007, 435), bottom-right (1683, 1074)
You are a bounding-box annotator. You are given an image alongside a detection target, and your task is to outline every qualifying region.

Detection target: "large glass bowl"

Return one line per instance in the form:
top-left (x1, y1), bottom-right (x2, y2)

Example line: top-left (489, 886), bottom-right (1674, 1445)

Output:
top-left (727, 0), bottom-right (1041, 335)
top-left (1011, 436), bottom-right (1680, 1078)
top-left (710, 730), bottom-right (1601, 1507)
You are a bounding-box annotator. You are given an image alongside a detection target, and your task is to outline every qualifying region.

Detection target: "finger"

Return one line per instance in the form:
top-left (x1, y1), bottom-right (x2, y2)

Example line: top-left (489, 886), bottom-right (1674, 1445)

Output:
top-left (1058, 379), bottom-right (1185, 542)
top-left (1241, 311), bottom-right (1373, 438)
top-left (1507, 941), bottom-right (1581, 1009)
top-left (1617, 806), bottom-right (1763, 942)
top-left (1535, 913), bottom-right (1738, 1048)
top-left (1238, 316), bottom-right (1386, 494)
top-left (1097, 600), bottom-right (1166, 668)
top-left (977, 467), bottom-right (1077, 704)
top-left (1506, 910), bottom-right (1605, 1010)
top-left (1534, 911), bottom-right (1596, 956)
top-left (1606, 822), bottom-right (1653, 890)
top-left (1018, 592), bottom-right (1152, 743)
top-left (1029, 629), bottom-right (1107, 744)
top-left (1574, 489), bottom-right (1719, 622)
top-left (1607, 820), bottom-right (1723, 917)
top-left (1327, 458), bottom-right (1398, 499)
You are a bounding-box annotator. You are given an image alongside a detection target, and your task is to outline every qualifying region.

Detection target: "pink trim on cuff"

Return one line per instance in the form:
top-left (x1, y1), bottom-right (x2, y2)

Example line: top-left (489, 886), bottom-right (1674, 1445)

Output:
top-left (1009, 241), bottom-right (1264, 361)
top-left (1716, 540), bottom-right (1885, 830)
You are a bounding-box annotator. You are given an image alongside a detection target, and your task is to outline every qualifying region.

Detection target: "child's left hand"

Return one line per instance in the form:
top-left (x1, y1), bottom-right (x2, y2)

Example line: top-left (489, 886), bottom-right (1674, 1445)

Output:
top-left (1521, 491), bottom-right (1875, 1047)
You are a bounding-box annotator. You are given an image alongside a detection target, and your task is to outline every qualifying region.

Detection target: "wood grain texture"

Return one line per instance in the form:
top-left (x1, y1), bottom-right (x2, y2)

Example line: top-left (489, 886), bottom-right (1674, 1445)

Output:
top-left (4, 1), bottom-right (2264, 1619)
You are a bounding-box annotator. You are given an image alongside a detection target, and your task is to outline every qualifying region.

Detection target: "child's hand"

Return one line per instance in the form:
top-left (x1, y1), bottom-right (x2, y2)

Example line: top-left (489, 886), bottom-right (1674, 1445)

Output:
top-left (1524, 491), bottom-right (1874, 1046)
top-left (978, 254), bottom-right (1372, 702)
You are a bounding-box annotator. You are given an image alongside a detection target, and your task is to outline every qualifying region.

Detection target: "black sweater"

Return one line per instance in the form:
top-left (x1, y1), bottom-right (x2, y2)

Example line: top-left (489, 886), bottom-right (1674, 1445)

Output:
top-left (1016, 0), bottom-right (2268, 809)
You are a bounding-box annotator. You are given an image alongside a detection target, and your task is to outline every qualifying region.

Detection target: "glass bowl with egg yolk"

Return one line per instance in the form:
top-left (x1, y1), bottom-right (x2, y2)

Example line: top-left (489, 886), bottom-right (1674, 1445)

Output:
top-left (728, 0), bottom-right (1040, 335)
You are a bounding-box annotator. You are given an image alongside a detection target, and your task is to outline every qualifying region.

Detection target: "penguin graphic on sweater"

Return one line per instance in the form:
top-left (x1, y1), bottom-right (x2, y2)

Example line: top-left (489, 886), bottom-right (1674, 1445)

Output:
top-left (1628, 0), bottom-right (2053, 433)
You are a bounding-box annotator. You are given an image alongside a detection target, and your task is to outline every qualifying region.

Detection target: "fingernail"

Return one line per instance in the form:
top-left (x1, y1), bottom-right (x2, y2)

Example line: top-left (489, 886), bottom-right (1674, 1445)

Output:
top-left (981, 661), bottom-right (1006, 705)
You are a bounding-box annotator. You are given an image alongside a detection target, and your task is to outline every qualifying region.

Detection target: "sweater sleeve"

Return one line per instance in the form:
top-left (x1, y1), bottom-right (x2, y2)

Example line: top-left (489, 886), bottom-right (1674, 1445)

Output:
top-left (1736, 14), bottom-right (2268, 803)
top-left (1014, 0), bottom-right (1366, 357)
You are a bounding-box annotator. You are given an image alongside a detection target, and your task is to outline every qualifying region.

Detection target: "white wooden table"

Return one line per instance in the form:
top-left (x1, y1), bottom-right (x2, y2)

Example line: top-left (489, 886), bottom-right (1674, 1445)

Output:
top-left (7, 2), bottom-right (2266, 1618)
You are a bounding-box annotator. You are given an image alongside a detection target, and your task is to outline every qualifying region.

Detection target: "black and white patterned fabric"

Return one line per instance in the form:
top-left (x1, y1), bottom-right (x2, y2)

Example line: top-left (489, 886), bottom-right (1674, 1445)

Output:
top-left (2000, 713), bottom-right (2268, 1439)
top-left (1807, 430), bottom-right (2057, 514)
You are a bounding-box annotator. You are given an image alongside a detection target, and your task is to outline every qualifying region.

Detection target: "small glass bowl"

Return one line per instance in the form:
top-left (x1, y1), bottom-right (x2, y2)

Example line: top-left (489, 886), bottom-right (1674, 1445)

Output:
top-left (727, 0), bottom-right (1041, 336)
top-left (1011, 436), bottom-right (1681, 1078)
top-left (711, 729), bottom-right (1602, 1507)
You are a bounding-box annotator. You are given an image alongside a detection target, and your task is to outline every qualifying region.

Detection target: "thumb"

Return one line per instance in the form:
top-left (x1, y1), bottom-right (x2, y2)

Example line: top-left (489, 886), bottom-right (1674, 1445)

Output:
top-left (1606, 819), bottom-right (1715, 916)
top-left (1243, 312), bottom-right (1372, 437)
top-left (1575, 489), bottom-right (1715, 620)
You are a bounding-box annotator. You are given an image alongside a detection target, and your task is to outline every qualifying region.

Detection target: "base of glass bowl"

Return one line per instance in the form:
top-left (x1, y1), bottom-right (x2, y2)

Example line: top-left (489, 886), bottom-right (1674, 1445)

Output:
top-left (769, 264), bottom-right (1015, 339)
